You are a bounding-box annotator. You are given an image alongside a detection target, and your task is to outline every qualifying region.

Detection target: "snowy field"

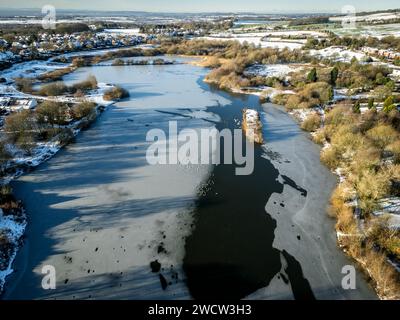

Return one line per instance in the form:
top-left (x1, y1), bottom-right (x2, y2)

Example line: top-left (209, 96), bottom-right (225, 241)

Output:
top-left (330, 23), bottom-right (400, 38)
top-left (308, 46), bottom-right (368, 62)
top-left (244, 64), bottom-right (304, 79)
top-left (202, 35), bottom-right (304, 49)
top-left (330, 12), bottom-right (400, 23)
top-left (102, 28), bottom-right (142, 35)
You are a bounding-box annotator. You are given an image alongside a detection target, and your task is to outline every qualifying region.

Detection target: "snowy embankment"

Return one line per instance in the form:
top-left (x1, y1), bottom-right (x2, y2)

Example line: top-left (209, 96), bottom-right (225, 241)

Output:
top-left (0, 47), bottom-right (141, 294)
top-left (1, 82), bottom-right (115, 184)
top-left (0, 86), bottom-right (114, 293)
top-left (0, 77), bottom-right (116, 294)
top-left (242, 108), bottom-right (263, 144)
top-left (1, 59), bottom-right (69, 81)
top-left (0, 208), bottom-right (26, 292)
top-left (290, 104), bottom-right (400, 233)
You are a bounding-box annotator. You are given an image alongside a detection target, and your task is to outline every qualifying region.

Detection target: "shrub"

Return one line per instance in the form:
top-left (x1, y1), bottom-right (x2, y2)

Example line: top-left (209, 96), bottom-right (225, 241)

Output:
top-left (325, 105), bottom-right (353, 126)
top-left (72, 57), bottom-right (87, 67)
top-left (103, 86), bottom-right (130, 101)
top-left (38, 81), bottom-right (68, 96)
top-left (4, 110), bottom-right (37, 149)
top-left (307, 67), bottom-right (318, 82)
top-left (112, 59), bottom-right (125, 66)
top-left (58, 128), bottom-right (75, 145)
top-left (218, 72), bottom-right (250, 90)
top-left (383, 96), bottom-right (396, 113)
top-left (350, 144), bottom-right (381, 177)
top-left (330, 66), bottom-right (339, 85)
top-left (301, 113), bottom-right (321, 132)
top-left (366, 124), bottom-right (398, 149)
top-left (71, 75), bottom-right (97, 92)
top-left (368, 217), bottom-right (400, 258)
top-left (0, 142), bottom-right (11, 166)
top-left (37, 67), bottom-right (75, 82)
top-left (271, 94), bottom-right (290, 106)
top-left (71, 101), bottom-right (97, 120)
top-left (330, 183), bottom-right (358, 234)
top-left (320, 146), bottom-right (340, 169)
top-left (200, 56), bottom-right (221, 68)
top-left (368, 98), bottom-right (375, 109)
top-left (295, 82), bottom-right (333, 108)
top-left (356, 169), bottom-right (390, 212)
top-left (285, 95), bottom-right (302, 109)
top-left (312, 128), bottom-right (326, 145)
top-left (14, 78), bottom-right (33, 93)
top-left (387, 140), bottom-right (400, 163)
top-left (36, 101), bottom-right (69, 127)
top-left (0, 231), bottom-right (12, 254)
top-left (353, 100), bottom-right (361, 114)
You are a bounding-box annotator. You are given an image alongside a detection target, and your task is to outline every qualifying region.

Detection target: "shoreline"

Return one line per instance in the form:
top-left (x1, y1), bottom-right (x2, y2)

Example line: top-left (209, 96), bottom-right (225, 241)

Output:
top-left (0, 47), bottom-right (131, 293)
top-left (0, 52), bottom-right (382, 300)
top-left (0, 101), bottom-right (114, 294)
top-left (211, 82), bottom-right (383, 299)
top-left (1, 59), bottom-right (217, 299)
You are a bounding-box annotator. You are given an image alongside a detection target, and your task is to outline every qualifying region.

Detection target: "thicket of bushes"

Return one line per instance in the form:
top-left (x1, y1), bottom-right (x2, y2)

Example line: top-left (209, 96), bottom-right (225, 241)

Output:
top-left (285, 82), bottom-right (333, 109)
top-left (305, 35), bottom-right (400, 52)
top-left (4, 100), bottom-right (98, 152)
top-left (103, 86), bottom-right (130, 101)
top-left (37, 75), bottom-right (98, 96)
top-left (301, 113), bottom-right (321, 131)
top-left (315, 105), bottom-right (400, 298)
top-left (37, 66), bottom-right (77, 82)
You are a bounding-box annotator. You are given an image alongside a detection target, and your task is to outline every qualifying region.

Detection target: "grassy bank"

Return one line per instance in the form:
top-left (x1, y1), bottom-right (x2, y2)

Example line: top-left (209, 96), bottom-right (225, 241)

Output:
top-left (175, 39), bottom-right (400, 299)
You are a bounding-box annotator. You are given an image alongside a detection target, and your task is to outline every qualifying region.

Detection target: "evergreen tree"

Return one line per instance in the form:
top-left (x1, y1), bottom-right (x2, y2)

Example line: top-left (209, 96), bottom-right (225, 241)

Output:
top-left (330, 66), bottom-right (339, 86)
top-left (307, 67), bottom-right (318, 83)
top-left (353, 100), bottom-right (361, 113)
top-left (383, 96), bottom-right (396, 113)
top-left (367, 98), bottom-right (374, 109)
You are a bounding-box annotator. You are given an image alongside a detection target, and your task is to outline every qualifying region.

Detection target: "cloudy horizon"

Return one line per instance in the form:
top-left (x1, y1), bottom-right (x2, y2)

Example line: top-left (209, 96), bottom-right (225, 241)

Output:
top-left (0, 0), bottom-right (399, 14)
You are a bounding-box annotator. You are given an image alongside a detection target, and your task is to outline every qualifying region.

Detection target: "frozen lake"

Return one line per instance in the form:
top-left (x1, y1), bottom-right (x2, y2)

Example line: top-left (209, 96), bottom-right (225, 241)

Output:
top-left (2, 57), bottom-right (376, 300)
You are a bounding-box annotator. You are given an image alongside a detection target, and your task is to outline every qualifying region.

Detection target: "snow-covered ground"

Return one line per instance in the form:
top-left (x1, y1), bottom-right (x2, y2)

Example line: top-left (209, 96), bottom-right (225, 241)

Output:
top-left (330, 23), bottom-right (400, 38)
top-left (374, 197), bottom-right (400, 229)
top-left (333, 88), bottom-right (374, 101)
top-left (0, 54), bottom-right (120, 293)
top-left (289, 107), bottom-right (324, 122)
top-left (0, 83), bottom-right (114, 184)
top-left (1, 60), bottom-right (69, 81)
top-left (330, 12), bottom-right (400, 23)
top-left (101, 28), bottom-right (144, 36)
top-left (201, 35), bottom-right (304, 49)
top-left (203, 30), bottom-right (327, 49)
top-left (0, 209), bottom-right (26, 292)
top-left (308, 46), bottom-right (368, 63)
top-left (0, 80), bottom-right (116, 293)
top-left (227, 30), bottom-right (327, 38)
top-left (244, 63), bottom-right (304, 79)
top-left (0, 51), bottom-right (15, 63)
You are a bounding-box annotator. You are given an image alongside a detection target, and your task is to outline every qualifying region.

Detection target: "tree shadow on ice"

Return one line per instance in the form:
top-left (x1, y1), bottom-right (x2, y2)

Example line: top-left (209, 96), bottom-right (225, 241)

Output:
top-left (183, 87), bottom-right (315, 300)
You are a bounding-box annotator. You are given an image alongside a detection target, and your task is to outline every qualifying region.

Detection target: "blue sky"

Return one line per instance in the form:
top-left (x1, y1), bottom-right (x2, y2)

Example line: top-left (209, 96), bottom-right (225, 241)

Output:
top-left (1, 0), bottom-right (399, 13)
